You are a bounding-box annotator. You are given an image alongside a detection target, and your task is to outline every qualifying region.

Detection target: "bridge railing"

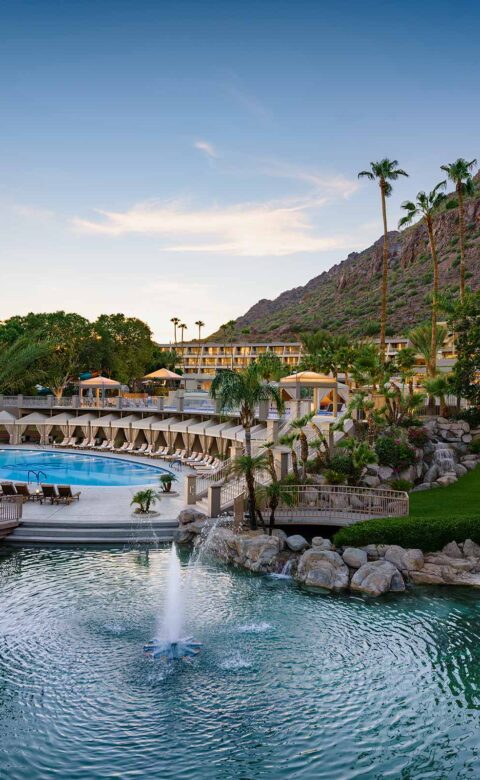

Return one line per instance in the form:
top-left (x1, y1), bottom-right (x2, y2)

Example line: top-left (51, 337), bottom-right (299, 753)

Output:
top-left (0, 496), bottom-right (23, 523)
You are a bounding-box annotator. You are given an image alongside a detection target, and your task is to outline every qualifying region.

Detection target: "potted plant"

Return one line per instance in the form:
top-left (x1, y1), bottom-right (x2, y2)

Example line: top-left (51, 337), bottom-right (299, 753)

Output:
top-left (159, 473), bottom-right (177, 493)
top-left (130, 488), bottom-right (161, 515)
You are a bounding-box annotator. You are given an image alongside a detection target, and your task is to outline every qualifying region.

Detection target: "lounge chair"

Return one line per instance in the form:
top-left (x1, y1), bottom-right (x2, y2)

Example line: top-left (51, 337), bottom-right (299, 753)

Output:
top-left (96, 440), bottom-right (111, 450)
top-left (53, 436), bottom-right (70, 447)
top-left (144, 444), bottom-right (154, 456)
top-left (72, 437), bottom-right (88, 448)
top-left (114, 442), bottom-right (130, 453)
top-left (154, 447), bottom-right (169, 458)
top-left (16, 483), bottom-right (43, 502)
top-left (57, 485), bottom-right (81, 504)
top-left (1, 482), bottom-right (18, 501)
top-left (165, 449), bottom-right (185, 462)
top-left (85, 438), bottom-right (97, 448)
top-left (40, 484), bottom-right (59, 504)
top-left (134, 443), bottom-right (148, 455)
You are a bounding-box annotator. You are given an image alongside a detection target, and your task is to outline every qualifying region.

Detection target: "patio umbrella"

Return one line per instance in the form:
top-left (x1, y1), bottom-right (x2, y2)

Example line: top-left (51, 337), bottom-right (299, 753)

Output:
top-left (143, 368), bottom-right (182, 381)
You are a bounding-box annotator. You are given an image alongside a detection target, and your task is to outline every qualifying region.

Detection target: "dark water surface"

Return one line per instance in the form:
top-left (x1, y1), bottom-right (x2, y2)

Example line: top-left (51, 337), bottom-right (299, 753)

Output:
top-left (0, 546), bottom-right (479, 779)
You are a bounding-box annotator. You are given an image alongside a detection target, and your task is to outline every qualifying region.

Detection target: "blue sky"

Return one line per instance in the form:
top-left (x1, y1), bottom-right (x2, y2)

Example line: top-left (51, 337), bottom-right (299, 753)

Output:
top-left (1, 0), bottom-right (478, 340)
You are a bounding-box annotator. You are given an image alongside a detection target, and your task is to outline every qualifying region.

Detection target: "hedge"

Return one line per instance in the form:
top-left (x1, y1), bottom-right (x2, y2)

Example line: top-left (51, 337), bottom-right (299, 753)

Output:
top-left (333, 515), bottom-right (480, 553)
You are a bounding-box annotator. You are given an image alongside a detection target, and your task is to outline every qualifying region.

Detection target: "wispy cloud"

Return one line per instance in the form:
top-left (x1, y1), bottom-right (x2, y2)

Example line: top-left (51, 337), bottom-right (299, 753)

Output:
top-left (258, 159), bottom-right (359, 198)
top-left (73, 196), bottom-right (360, 257)
top-left (194, 139), bottom-right (219, 159)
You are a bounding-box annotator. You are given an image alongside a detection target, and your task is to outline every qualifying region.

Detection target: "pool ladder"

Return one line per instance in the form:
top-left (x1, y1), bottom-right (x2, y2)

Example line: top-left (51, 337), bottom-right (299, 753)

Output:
top-left (27, 470), bottom-right (47, 485)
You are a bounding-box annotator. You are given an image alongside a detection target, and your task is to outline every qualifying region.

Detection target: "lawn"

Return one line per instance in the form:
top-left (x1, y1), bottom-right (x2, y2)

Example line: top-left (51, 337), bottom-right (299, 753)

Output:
top-left (334, 466), bottom-right (480, 552)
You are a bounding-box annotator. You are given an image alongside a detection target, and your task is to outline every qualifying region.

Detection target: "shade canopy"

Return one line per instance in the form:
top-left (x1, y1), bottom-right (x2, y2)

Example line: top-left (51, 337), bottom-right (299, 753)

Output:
top-left (0, 410), bottom-right (17, 423)
top-left (280, 371), bottom-right (337, 387)
top-left (143, 368), bottom-right (182, 381)
top-left (78, 376), bottom-right (121, 388)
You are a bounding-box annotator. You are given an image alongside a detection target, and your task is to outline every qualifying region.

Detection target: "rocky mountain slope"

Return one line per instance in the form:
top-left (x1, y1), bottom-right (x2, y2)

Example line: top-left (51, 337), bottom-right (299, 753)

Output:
top-left (219, 179), bottom-right (480, 340)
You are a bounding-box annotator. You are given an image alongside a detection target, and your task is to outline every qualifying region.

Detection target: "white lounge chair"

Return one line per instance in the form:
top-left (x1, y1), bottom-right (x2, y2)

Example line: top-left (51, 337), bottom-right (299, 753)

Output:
top-left (114, 442), bottom-right (130, 453)
top-left (134, 443), bottom-right (148, 455)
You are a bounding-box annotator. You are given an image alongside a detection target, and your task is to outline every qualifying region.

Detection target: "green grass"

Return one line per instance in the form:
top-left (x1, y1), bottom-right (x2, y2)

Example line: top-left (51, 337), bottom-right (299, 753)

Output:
top-left (334, 466), bottom-right (480, 551)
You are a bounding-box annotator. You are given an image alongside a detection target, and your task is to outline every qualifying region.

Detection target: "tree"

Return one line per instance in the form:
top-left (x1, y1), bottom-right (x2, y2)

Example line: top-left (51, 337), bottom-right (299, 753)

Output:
top-left (178, 323), bottom-right (188, 355)
top-left (450, 292), bottom-right (480, 406)
top-left (227, 453), bottom-right (269, 530)
top-left (290, 414), bottom-right (314, 480)
top-left (350, 343), bottom-right (392, 392)
top-left (408, 323), bottom-right (447, 378)
top-left (255, 352), bottom-right (288, 381)
top-left (279, 432), bottom-right (301, 481)
top-left (337, 438), bottom-right (377, 485)
top-left (399, 182), bottom-right (447, 376)
top-left (94, 314), bottom-right (155, 385)
top-left (440, 157), bottom-right (478, 303)
top-left (394, 346), bottom-right (417, 396)
top-left (210, 365), bottom-right (284, 528)
top-left (0, 337), bottom-right (50, 393)
top-left (423, 375), bottom-right (451, 418)
top-left (379, 385), bottom-right (426, 426)
top-left (300, 331), bottom-right (351, 380)
top-left (170, 317), bottom-right (180, 346)
top-left (358, 159), bottom-right (409, 352)
top-left (256, 481), bottom-right (295, 535)
top-left (131, 488), bottom-right (161, 514)
top-left (261, 440), bottom-right (278, 482)
top-left (146, 347), bottom-right (179, 373)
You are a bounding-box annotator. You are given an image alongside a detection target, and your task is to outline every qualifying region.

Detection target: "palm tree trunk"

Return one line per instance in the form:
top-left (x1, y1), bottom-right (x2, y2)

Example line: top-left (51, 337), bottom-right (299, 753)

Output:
top-left (380, 183), bottom-right (389, 356)
top-left (291, 448), bottom-right (300, 481)
top-left (244, 424), bottom-right (256, 529)
top-left (426, 216), bottom-right (439, 377)
top-left (300, 431), bottom-right (308, 480)
top-left (458, 186), bottom-right (466, 304)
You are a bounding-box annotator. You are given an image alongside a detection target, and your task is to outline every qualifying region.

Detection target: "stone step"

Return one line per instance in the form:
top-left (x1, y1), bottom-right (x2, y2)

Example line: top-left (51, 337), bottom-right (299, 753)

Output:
top-left (18, 519), bottom-right (178, 530)
top-left (6, 520), bottom-right (178, 544)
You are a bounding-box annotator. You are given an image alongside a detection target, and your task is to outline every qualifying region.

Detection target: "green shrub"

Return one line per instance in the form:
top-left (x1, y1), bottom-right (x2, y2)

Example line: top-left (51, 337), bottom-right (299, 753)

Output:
top-left (469, 439), bottom-right (480, 454)
top-left (389, 478), bottom-right (413, 492)
top-left (333, 515), bottom-right (480, 552)
top-left (456, 408), bottom-right (480, 428)
top-left (363, 321), bottom-right (381, 336)
top-left (375, 435), bottom-right (416, 470)
top-left (324, 470), bottom-right (346, 485)
top-left (407, 426), bottom-right (429, 448)
top-left (329, 452), bottom-right (354, 476)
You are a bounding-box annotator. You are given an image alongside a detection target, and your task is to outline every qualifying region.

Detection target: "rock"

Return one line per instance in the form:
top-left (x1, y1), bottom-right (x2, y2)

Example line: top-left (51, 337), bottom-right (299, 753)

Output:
top-left (234, 534), bottom-right (283, 572)
top-left (378, 466), bottom-right (394, 482)
top-left (342, 547), bottom-right (368, 569)
top-left (462, 460), bottom-right (478, 471)
top-left (436, 474), bottom-right (457, 486)
top-left (411, 483), bottom-right (433, 492)
top-left (272, 528), bottom-right (288, 546)
top-left (205, 527), bottom-right (237, 560)
top-left (311, 537), bottom-right (334, 551)
top-left (350, 561), bottom-right (405, 596)
top-left (454, 464), bottom-right (468, 477)
top-left (423, 464), bottom-right (439, 483)
top-left (384, 545), bottom-right (424, 572)
top-left (442, 541), bottom-right (463, 559)
top-left (296, 549), bottom-right (349, 591)
top-left (361, 544), bottom-right (380, 561)
top-left (463, 539), bottom-right (480, 558)
top-left (462, 434), bottom-right (472, 443)
top-left (286, 534), bottom-right (309, 552)
top-left (425, 553), bottom-right (472, 571)
top-left (366, 463), bottom-right (380, 475)
top-left (399, 466), bottom-right (416, 483)
top-left (177, 508), bottom-right (207, 525)
top-left (362, 475), bottom-right (381, 488)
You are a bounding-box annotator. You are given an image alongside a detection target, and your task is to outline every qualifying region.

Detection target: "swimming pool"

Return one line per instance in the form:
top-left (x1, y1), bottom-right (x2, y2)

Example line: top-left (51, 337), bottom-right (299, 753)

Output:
top-left (0, 449), bottom-right (168, 487)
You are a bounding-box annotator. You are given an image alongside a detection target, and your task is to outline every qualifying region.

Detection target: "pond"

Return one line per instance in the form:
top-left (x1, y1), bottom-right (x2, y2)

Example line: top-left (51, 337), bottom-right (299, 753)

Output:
top-left (0, 545), bottom-right (479, 779)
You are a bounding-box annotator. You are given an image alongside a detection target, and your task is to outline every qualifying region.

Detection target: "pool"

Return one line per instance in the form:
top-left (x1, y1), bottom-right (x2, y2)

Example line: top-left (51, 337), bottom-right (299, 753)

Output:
top-left (0, 546), bottom-right (479, 779)
top-left (0, 448), bottom-right (168, 487)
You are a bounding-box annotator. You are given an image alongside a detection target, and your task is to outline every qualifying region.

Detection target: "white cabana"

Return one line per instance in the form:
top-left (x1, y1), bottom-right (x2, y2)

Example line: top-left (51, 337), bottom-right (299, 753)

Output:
top-left (184, 419), bottom-right (219, 452)
top-left (14, 412), bottom-right (49, 444)
top-left (150, 417), bottom-right (180, 449)
top-left (168, 418), bottom-right (197, 450)
top-left (90, 413), bottom-right (118, 442)
top-left (0, 409), bottom-right (17, 444)
top-left (130, 415), bottom-right (162, 445)
top-left (42, 412), bottom-right (76, 443)
top-left (67, 412), bottom-right (98, 437)
top-left (110, 415), bottom-right (141, 445)
top-left (280, 371), bottom-right (341, 416)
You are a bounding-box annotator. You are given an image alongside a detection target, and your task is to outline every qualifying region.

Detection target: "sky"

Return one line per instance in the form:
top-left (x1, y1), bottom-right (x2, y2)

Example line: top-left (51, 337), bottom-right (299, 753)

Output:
top-left (1, 0), bottom-right (479, 342)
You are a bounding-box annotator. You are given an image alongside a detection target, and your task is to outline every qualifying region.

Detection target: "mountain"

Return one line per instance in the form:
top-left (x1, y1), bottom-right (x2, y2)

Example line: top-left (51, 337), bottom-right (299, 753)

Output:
top-left (214, 179), bottom-right (480, 341)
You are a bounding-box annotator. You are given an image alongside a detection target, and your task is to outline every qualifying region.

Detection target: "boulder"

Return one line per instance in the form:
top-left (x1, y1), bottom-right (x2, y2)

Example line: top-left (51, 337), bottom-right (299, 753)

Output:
top-left (272, 528), bottom-right (288, 546)
top-left (436, 474), bottom-right (457, 486)
top-left (463, 539), bottom-right (480, 558)
top-left (423, 464), bottom-right (439, 483)
top-left (350, 560), bottom-right (405, 596)
top-left (361, 544), bottom-right (381, 561)
top-left (205, 527), bottom-right (237, 560)
top-left (462, 434), bottom-right (472, 443)
top-left (177, 508), bottom-right (207, 525)
top-left (366, 463), bottom-right (380, 476)
top-left (442, 541), bottom-right (463, 559)
top-left (234, 534), bottom-right (283, 572)
top-left (384, 545), bottom-right (424, 572)
top-left (398, 466), bottom-right (416, 483)
top-left (362, 475), bottom-right (381, 488)
top-left (453, 463), bottom-right (467, 477)
top-left (342, 547), bottom-right (368, 569)
top-left (462, 460), bottom-right (478, 471)
top-left (286, 534), bottom-right (309, 552)
top-left (411, 483), bottom-right (433, 492)
top-left (296, 549), bottom-right (349, 591)
top-left (311, 536), bottom-right (334, 551)
top-left (378, 466), bottom-right (394, 482)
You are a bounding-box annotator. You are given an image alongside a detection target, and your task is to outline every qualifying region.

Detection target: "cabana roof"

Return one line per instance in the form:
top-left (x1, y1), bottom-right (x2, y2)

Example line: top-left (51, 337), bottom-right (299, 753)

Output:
top-left (131, 415), bottom-right (162, 430)
top-left (110, 414), bottom-right (141, 429)
top-left (168, 417), bottom-right (197, 433)
top-left (143, 368), bottom-right (182, 381)
top-left (202, 421), bottom-right (231, 437)
top-left (78, 376), bottom-right (121, 388)
top-left (44, 411), bottom-right (75, 425)
top-left (184, 419), bottom-right (218, 435)
top-left (150, 416), bottom-right (180, 431)
top-left (0, 410), bottom-right (17, 423)
top-left (68, 412), bottom-right (98, 425)
top-left (15, 412), bottom-right (49, 425)
top-left (280, 371), bottom-right (337, 387)
top-left (91, 413), bottom-right (118, 426)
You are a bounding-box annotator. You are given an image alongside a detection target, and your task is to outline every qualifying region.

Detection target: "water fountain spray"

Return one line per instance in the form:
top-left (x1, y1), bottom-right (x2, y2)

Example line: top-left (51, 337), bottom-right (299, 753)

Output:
top-left (144, 544), bottom-right (202, 662)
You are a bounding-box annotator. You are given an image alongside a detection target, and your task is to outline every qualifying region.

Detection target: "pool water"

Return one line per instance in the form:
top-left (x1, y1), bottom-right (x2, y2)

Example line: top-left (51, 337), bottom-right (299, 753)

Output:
top-left (0, 448), bottom-right (167, 486)
top-left (0, 546), bottom-right (479, 779)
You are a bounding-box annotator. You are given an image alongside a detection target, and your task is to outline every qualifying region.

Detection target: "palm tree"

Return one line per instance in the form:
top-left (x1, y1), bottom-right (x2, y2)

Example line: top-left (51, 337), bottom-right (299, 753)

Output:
top-left (256, 481), bottom-right (295, 535)
top-left (408, 323), bottom-right (447, 377)
top-left (440, 158), bottom-right (478, 303)
top-left (0, 337), bottom-right (50, 393)
top-left (170, 317), bottom-right (180, 346)
top-left (423, 375), bottom-right (451, 418)
top-left (210, 365), bottom-right (284, 528)
top-left (195, 320), bottom-right (205, 373)
top-left (394, 346), bottom-right (417, 396)
top-left (399, 183), bottom-right (447, 376)
top-left (178, 323), bottom-right (188, 360)
top-left (358, 159), bottom-right (409, 353)
top-left (278, 432), bottom-right (301, 481)
top-left (261, 440), bottom-right (278, 482)
top-left (289, 414), bottom-right (313, 480)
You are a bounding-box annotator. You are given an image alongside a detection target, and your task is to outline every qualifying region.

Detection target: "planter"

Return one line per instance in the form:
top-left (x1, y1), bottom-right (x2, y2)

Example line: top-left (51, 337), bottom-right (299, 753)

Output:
top-left (131, 509), bottom-right (161, 518)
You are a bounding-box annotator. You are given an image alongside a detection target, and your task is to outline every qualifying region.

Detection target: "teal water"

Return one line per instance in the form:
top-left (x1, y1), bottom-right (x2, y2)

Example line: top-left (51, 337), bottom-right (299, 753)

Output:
top-left (0, 449), bottom-right (167, 486)
top-left (0, 546), bottom-right (479, 779)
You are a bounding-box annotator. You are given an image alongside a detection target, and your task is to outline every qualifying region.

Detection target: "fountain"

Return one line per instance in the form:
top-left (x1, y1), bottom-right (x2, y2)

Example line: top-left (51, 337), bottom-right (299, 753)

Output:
top-left (433, 442), bottom-right (456, 476)
top-left (144, 544), bottom-right (202, 662)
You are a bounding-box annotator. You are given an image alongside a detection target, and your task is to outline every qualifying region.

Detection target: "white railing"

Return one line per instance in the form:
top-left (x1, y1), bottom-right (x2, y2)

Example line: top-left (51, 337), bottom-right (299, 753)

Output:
top-left (0, 495), bottom-right (23, 523)
top-left (258, 484), bottom-right (409, 524)
top-left (195, 459), bottom-right (232, 498)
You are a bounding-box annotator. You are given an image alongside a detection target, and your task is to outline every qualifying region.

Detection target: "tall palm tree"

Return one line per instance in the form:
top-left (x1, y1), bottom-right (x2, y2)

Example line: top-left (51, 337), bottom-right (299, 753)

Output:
top-left (289, 414), bottom-right (313, 480)
top-left (358, 159), bottom-right (409, 353)
top-left (440, 158), bottom-right (477, 303)
top-left (399, 183), bottom-right (447, 376)
top-left (170, 317), bottom-right (180, 346)
top-left (408, 323), bottom-right (447, 377)
top-left (423, 375), bottom-right (451, 418)
top-left (178, 323), bottom-right (188, 360)
top-left (194, 320), bottom-right (205, 374)
top-left (279, 432), bottom-right (301, 481)
top-left (394, 346), bottom-right (417, 396)
top-left (210, 365), bottom-right (284, 528)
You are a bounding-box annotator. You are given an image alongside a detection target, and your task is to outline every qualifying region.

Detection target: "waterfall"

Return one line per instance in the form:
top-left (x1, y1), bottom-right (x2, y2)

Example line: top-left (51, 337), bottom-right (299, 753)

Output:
top-left (433, 443), bottom-right (456, 476)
